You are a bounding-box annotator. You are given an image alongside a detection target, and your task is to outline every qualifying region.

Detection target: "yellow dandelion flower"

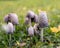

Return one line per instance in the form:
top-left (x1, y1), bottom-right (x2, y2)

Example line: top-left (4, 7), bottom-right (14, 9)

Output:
top-left (50, 27), bottom-right (58, 33)
top-left (16, 41), bottom-right (20, 45)
top-left (23, 7), bottom-right (27, 10)
top-left (38, 9), bottom-right (41, 13)
top-left (58, 25), bottom-right (60, 31)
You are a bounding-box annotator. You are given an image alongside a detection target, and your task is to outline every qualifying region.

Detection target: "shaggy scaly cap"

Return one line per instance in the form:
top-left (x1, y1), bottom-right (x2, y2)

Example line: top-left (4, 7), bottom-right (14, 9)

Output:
top-left (25, 17), bottom-right (31, 25)
top-left (27, 10), bottom-right (35, 18)
top-left (4, 15), bottom-right (11, 23)
top-left (25, 10), bottom-right (38, 24)
top-left (8, 13), bottom-right (19, 25)
top-left (2, 22), bottom-right (14, 34)
top-left (38, 11), bottom-right (48, 28)
top-left (34, 14), bottom-right (39, 23)
top-left (28, 26), bottom-right (34, 36)
top-left (4, 13), bottom-right (19, 25)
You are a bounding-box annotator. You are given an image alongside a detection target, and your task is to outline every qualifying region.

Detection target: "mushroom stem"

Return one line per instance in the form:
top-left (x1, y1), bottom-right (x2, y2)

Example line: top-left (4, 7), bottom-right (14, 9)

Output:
top-left (40, 28), bottom-right (44, 42)
top-left (29, 19), bottom-right (31, 26)
top-left (9, 34), bottom-right (12, 48)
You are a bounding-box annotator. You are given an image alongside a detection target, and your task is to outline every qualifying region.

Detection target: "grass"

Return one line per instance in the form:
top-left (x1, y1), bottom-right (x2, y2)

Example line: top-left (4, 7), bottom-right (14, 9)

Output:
top-left (0, 0), bottom-right (60, 48)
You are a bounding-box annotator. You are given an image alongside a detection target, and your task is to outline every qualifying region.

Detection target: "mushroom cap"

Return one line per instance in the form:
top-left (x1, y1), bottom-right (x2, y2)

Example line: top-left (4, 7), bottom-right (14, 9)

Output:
top-left (27, 10), bottom-right (35, 18)
top-left (8, 13), bottom-right (19, 25)
top-left (38, 11), bottom-right (48, 28)
top-left (28, 26), bottom-right (34, 36)
top-left (25, 10), bottom-right (39, 23)
top-left (4, 15), bottom-right (11, 23)
top-left (2, 22), bottom-right (14, 34)
top-left (4, 13), bottom-right (19, 25)
top-left (34, 14), bottom-right (39, 23)
top-left (25, 17), bottom-right (31, 25)
top-left (7, 22), bottom-right (14, 34)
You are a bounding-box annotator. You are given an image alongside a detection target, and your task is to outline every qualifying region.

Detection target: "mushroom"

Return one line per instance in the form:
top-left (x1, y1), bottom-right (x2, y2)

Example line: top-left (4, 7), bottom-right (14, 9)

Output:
top-left (4, 13), bottom-right (19, 25)
top-left (38, 11), bottom-right (48, 28)
top-left (38, 11), bottom-right (48, 42)
top-left (2, 22), bottom-right (14, 34)
top-left (28, 26), bottom-right (34, 36)
top-left (25, 10), bottom-right (39, 25)
top-left (2, 22), bottom-right (15, 47)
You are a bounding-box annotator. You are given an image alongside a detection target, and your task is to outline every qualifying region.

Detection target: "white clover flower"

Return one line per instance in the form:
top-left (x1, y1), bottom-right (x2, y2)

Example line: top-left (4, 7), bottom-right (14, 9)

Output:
top-left (28, 26), bottom-right (34, 36)
top-left (38, 11), bottom-right (48, 28)
top-left (2, 22), bottom-right (14, 34)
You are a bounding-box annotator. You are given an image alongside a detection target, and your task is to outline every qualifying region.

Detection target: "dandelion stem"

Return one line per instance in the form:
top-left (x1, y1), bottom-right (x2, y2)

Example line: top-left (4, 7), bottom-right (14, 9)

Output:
top-left (40, 28), bottom-right (44, 42)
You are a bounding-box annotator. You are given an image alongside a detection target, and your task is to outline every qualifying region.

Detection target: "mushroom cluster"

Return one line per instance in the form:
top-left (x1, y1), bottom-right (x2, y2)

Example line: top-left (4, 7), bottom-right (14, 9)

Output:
top-left (25, 10), bottom-right (49, 42)
top-left (3, 13), bottom-right (19, 34)
top-left (1, 10), bottom-right (48, 42)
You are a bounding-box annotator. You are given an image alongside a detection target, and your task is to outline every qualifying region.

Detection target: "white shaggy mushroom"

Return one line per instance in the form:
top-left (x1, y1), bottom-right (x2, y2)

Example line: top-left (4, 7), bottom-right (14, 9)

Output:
top-left (28, 26), bottom-right (34, 36)
top-left (2, 22), bottom-right (14, 34)
top-left (4, 13), bottom-right (19, 25)
top-left (38, 11), bottom-right (48, 42)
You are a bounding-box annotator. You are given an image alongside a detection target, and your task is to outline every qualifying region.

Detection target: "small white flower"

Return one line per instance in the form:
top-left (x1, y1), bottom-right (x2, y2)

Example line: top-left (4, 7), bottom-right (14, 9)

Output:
top-left (28, 26), bottom-right (34, 36)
